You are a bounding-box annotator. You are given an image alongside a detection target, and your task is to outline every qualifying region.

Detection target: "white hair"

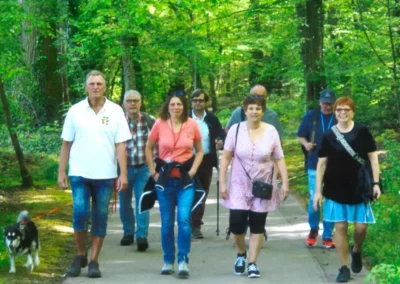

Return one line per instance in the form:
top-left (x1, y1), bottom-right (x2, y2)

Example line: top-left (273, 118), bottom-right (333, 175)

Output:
top-left (123, 90), bottom-right (142, 101)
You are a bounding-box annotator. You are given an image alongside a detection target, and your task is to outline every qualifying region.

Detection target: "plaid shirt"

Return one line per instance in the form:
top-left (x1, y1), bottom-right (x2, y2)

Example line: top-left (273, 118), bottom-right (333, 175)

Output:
top-left (125, 112), bottom-right (157, 166)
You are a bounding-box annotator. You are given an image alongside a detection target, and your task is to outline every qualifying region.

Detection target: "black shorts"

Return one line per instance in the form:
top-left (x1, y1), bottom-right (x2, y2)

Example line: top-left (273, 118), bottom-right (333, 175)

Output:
top-left (229, 209), bottom-right (268, 234)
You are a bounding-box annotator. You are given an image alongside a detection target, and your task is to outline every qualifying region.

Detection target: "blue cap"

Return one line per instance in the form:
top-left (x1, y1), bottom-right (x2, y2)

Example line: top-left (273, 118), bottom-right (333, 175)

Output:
top-left (319, 89), bottom-right (336, 103)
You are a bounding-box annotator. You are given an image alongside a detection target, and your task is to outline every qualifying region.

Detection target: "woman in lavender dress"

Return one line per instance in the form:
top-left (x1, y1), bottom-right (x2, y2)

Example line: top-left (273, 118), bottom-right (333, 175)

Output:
top-left (219, 95), bottom-right (289, 278)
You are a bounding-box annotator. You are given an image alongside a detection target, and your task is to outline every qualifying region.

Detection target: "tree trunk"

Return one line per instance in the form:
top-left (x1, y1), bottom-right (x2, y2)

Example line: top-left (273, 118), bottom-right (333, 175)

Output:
top-left (296, 0), bottom-right (326, 109)
top-left (208, 73), bottom-right (217, 112)
top-left (121, 35), bottom-right (137, 92)
top-left (0, 80), bottom-right (33, 187)
top-left (38, 24), bottom-right (62, 122)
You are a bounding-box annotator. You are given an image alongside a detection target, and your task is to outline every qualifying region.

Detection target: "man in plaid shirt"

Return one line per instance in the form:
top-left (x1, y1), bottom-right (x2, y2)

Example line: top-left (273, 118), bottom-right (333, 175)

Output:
top-left (119, 89), bottom-right (156, 252)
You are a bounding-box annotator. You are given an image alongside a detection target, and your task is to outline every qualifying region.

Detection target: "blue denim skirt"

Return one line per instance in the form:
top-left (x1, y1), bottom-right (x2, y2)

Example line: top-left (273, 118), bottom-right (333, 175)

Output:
top-left (323, 198), bottom-right (375, 224)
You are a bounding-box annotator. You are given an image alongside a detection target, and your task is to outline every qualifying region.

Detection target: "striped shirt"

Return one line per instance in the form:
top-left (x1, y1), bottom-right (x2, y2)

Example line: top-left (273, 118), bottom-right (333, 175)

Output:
top-left (125, 112), bottom-right (156, 166)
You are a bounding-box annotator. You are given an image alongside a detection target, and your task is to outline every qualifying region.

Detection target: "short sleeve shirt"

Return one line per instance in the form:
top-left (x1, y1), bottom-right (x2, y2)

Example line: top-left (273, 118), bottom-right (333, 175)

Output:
top-left (222, 122), bottom-right (284, 212)
top-left (226, 106), bottom-right (284, 138)
top-left (148, 118), bottom-right (202, 176)
top-left (297, 109), bottom-right (337, 170)
top-left (318, 123), bottom-right (377, 204)
top-left (61, 98), bottom-right (131, 179)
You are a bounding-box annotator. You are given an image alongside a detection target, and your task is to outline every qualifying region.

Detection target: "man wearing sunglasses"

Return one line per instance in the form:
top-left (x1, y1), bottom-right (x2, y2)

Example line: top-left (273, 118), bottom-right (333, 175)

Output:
top-left (189, 89), bottom-right (226, 239)
top-left (297, 88), bottom-right (337, 249)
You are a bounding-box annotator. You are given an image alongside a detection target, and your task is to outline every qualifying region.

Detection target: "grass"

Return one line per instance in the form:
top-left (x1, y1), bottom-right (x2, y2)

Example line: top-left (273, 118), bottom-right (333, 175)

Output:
top-left (0, 186), bottom-right (75, 283)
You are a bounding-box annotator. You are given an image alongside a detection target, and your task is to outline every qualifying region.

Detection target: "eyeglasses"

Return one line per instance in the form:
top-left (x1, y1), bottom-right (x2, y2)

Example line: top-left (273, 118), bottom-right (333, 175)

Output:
top-left (125, 99), bottom-right (140, 104)
top-left (335, 108), bottom-right (352, 113)
top-left (192, 99), bottom-right (205, 103)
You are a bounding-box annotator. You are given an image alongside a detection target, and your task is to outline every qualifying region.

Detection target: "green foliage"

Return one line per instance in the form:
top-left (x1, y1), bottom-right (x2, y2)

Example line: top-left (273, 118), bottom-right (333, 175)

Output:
top-left (366, 264), bottom-right (400, 283)
top-left (361, 131), bottom-right (400, 281)
top-left (16, 121), bottom-right (62, 155)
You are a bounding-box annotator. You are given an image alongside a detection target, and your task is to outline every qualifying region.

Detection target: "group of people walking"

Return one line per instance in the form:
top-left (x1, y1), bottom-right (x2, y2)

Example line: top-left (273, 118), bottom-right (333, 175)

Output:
top-left (58, 70), bottom-right (381, 282)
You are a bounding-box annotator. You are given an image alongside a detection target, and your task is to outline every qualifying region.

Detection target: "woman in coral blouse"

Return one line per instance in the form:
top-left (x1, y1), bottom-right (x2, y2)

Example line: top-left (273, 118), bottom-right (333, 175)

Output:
top-left (145, 94), bottom-right (203, 279)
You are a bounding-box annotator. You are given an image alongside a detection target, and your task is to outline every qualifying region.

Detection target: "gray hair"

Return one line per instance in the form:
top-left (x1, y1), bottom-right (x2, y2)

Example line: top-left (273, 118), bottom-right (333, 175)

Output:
top-left (85, 70), bottom-right (106, 84)
top-left (123, 90), bottom-right (142, 101)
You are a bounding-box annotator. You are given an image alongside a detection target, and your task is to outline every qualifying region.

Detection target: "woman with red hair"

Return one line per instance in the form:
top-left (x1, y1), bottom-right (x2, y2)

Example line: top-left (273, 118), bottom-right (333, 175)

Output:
top-left (314, 97), bottom-right (381, 282)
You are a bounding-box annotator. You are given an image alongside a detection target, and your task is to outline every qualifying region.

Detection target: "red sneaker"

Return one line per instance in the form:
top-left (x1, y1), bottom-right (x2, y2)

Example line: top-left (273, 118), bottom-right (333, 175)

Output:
top-left (305, 230), bottom-right (318, 246)
top-left (322, 238), bottom-right (336, 248)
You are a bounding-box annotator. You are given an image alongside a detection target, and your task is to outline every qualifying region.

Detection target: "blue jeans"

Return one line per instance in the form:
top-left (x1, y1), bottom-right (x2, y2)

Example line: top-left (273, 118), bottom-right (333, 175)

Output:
top-left (119, 165), bottom-right (150, 238)
top-left (156, 178), bottom-right (194, 264)
top-left (70, 176), bottom-right (114, 237)
top-left (308, 170), bottom-right (334, 239)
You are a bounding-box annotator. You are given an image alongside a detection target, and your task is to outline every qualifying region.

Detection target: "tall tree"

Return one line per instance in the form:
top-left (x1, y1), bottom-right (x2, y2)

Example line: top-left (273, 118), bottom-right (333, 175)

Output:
top-left (296, 0), bottom-right (326, 106)
top-left (0, 79), bottom-right (33, 187)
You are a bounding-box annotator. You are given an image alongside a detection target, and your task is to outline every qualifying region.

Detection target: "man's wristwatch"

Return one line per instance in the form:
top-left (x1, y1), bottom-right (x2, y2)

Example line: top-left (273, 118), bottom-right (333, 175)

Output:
top-left (371, 182), bottom-right (380, 186)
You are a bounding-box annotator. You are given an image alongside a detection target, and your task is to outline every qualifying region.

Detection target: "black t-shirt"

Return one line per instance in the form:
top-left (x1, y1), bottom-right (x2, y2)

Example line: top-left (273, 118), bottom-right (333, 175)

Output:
top-left (318, 123), bottom-right (377, 204)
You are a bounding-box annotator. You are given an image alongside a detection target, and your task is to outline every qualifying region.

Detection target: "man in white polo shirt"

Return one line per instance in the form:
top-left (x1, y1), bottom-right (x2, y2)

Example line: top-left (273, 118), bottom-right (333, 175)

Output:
top-left (58, 70), bottom-right (131, 278)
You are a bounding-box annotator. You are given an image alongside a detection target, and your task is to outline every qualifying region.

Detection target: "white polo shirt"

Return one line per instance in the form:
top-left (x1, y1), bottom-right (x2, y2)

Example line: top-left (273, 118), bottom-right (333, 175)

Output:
top-left (61, 98), bottom-right (131, 179)
top-left (192, 110), bottom-right (210, 155)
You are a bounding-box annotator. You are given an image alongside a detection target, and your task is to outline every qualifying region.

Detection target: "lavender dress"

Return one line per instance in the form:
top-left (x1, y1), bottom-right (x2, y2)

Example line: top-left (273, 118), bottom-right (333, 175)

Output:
top-left (222, 122), bottom-right (284, 213)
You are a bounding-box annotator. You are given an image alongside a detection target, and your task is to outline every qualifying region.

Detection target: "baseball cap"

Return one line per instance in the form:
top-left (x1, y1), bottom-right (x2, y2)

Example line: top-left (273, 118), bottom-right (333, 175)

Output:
top-left (319, 89), bottom-right (336, 103)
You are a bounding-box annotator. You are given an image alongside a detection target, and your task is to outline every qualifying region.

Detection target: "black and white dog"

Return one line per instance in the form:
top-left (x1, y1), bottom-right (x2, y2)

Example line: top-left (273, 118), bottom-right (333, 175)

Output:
top-left (3, 210), bottom-right (40, 273)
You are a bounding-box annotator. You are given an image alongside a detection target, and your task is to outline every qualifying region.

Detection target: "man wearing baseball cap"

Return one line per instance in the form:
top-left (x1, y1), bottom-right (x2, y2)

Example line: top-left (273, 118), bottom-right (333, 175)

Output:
top-left (297, 88), bottom-right (337, 248)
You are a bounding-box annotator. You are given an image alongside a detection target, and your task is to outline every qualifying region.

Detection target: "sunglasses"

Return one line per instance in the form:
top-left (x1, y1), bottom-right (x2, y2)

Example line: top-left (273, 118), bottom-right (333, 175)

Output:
top-left (192, 98), bottom-right (205, 103)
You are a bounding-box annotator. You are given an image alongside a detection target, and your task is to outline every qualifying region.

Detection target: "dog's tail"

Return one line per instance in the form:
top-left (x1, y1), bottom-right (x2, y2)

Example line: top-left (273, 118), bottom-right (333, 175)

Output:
top-left (17, 210), bottom-right (29, 223)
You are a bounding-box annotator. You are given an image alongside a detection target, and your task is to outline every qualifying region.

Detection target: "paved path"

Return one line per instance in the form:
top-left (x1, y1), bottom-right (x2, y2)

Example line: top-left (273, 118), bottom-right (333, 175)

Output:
top-left (63, 171), bottom-right (370, 284)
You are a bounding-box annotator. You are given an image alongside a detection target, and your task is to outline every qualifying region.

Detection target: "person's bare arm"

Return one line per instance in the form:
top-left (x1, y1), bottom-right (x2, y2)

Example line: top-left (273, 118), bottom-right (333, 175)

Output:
top-left (116, 142), bottom-right (128, 191)
top-left (58, 141), bottom-right (73, 188)
top-left (314, 157), bottom-right (327, 211)
top-left (188, 140), bottom-right (204, 178)
top-left (145, 139), bottom-right (158, 180)
top-left (218, 150), bottom-right (233, 199)
top-left (368, 151), bottom-right (381, 200)
top-left (275, 158), bottom-right (289, 200)
top-left (298, 137), bottom-right (315, 151)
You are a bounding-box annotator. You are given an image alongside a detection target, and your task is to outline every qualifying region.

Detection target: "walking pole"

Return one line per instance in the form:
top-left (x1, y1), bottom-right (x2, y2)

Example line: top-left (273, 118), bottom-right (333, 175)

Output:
top-left (216, 165), bottom-right (220, 236)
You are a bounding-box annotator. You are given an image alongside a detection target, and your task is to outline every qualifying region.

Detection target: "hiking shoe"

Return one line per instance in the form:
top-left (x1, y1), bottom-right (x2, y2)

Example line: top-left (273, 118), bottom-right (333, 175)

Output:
top-left (120, 234), bottom-right (134, 246)
top-left (192, 227), bottom-right (204, 239)
top-left (177, 262), bottom-right (189, 278)
top-left (160, 263), bottom-right (174, 275)
top-left (137, 237), bottom-right (149, 252)
top-left (233, 253), bottom-right (247, 275)
top-left (247, 263), bottom-right (261, 278)
top-left (322, 238), bottom-right (336, 249)
top-left (336, 265), bottom-right (350, 282)
top-left (87, 260), bottom-right (101, 278)
top-left (66, 255), bottom-right (88, 277)
top-left (350, 245), bottom-right (362, 273)
top-left (305, 229), bottom-right (318, 246)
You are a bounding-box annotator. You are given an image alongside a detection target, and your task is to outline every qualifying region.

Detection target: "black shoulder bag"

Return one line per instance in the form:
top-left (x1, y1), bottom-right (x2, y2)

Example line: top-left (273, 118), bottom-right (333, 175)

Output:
top-left (235, 123), bottom-right (273, 200)
top-left (331, 126), bottom-right (376, 203)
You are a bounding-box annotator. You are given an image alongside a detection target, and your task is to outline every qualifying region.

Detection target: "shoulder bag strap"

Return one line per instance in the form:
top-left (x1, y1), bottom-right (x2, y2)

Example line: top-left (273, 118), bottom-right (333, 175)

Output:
top-left (234, 123), bottom-right (252, 181)
top-left (331, 125), bottom-right (365, 166)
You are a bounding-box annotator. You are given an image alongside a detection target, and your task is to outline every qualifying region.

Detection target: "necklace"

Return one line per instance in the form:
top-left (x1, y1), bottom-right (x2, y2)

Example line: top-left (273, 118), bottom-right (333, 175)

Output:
top-left (169, 118), bottom-right (184, 155)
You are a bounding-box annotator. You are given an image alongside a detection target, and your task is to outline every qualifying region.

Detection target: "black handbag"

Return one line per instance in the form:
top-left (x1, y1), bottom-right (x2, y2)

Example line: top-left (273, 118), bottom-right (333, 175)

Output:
top-left (331, 126), bottom-right (378, 203)
top-left (235, 123), bottom-right (273, 200)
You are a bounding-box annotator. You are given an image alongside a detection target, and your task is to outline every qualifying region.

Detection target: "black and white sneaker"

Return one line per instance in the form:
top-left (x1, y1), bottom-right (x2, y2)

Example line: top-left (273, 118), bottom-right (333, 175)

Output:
top-left (247, 263), bottom-right (261, 278)
top-left (233, 253), bottom-right (247, 275)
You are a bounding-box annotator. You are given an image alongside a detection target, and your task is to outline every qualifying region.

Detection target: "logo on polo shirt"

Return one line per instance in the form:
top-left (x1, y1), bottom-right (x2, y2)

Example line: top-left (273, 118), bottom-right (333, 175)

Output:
top-left (102, 116), bottom-right (109, 125)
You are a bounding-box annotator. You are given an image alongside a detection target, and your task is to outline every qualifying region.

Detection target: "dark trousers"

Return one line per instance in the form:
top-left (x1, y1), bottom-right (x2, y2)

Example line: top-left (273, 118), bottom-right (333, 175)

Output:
top-left (191, 154), bottom-right (214, 229)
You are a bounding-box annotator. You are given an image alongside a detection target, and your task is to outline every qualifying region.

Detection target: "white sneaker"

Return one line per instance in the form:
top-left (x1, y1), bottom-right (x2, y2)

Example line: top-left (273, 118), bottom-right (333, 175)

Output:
top-left (177, 262), bottom-right (189, 278)
top-left (160, 263), bottom-right (174, 275)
